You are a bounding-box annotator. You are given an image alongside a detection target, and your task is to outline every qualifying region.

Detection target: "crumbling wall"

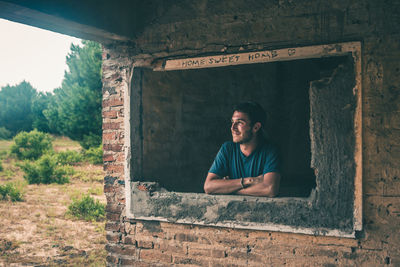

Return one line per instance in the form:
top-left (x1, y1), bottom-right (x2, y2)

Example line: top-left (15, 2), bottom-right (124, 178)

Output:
top-left (102, 0), bottom-right (400, 265)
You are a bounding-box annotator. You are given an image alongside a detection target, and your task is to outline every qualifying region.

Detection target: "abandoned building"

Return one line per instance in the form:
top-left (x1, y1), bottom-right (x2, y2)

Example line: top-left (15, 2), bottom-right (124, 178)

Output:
top-left (1, 0), bottom-right (399, 265)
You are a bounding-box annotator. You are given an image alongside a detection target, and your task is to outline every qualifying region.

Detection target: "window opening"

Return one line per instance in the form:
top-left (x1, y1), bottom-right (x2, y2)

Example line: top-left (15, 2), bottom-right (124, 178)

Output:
top-left (126, 42), bottom-right (362, 237)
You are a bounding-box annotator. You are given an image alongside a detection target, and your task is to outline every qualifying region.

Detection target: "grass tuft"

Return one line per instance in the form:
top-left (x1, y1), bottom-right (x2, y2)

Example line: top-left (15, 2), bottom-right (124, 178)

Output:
top-left (0, 183), bottom-right (23, 202)
top-left (67, 194), bottom-right (105, 221)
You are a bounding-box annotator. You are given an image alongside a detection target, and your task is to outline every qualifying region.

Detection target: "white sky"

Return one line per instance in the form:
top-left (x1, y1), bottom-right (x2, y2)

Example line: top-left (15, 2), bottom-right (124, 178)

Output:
top-left (0, 18), bottom-right (81, 92)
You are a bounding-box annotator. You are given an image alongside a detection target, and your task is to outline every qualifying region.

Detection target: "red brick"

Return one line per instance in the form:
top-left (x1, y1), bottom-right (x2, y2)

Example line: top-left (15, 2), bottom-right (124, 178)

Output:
top-left (106, 255), bottom-right (119, 264)
top-left (154, 240), bottom-right (186, 254)
top-left (189, 247), bottom-right (210, 257)
top-left (103, 98), bottom-right (124, 108)
top-left (211, 261), bottom-right (245, 267)
top-left (103, 154), bottom-right (115, 162)
top-left (107, 212), bottom-right (121, 221)
top-left (212, 249), bottom-right (227, 258)
top-left (106, 244), bottom-right (122, 254)
top-left (175, 233), bottom-right (198, 242)
top-left (105, 222), bottom-right (121, 232)
top-left (120, 245), bottom-right (137, 256)
top-left (173, 255), bottom-right (208, 265)
top-left (103, 122), bottom-right (121, 130)
top-left (189, 246), bottom-right (226, 259)
top-left (119, 258), bottom-right (138, 266)
top-left (140, 249), bottom-right (172, 263)
top-left (104, 144), bottom-right (123, 152)
top-left (124, 236), bottom-right (136, 245)
top-left (104, 164), bottom-right (124, 173)
top-left (103, 132), bottom-right (117, 141)
top-left (106, 203), bottom-right (123, 213)
top-left (106, 233), bottom-right (121, 243)
top-left (103, 110), bottom-right (118, 118)
top-left (137, 240), bottom-right (154, 249)
top-left (120, 260), bottom-right (153, 267)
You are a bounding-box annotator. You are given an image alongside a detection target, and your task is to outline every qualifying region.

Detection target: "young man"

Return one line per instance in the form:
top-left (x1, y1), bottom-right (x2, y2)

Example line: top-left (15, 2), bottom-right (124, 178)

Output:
top-left (204, 102), bottom-right (280, 197)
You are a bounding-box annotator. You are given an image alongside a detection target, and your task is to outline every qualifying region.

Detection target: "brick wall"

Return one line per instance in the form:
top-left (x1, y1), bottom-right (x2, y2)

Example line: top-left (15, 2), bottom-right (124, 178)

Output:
top-left (102, 1), bottom-right (400, 265)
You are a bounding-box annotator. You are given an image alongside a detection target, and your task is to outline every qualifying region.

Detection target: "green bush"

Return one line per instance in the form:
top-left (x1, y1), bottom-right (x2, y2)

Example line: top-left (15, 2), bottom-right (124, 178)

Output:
top-left (0, 183), bottom-right (23, 202)
top-left (67, 194), bottom-right (105, 221)
top-left (0, 151), bottom-right (7, 160)
top-left (0, 160), bottom-right (3, 172)
top-left (10, 130), bottom-right (53, 160)
top-left (19, 154), bottom-right (72, 184)
top-left (80, 134), bottom-right (102, 150)
top-left (55, 150), bottom-right (83, 165)
top-left (83, 144), bottom-right (103, 165)
top-left (0, 127), bottom-right (12, 140)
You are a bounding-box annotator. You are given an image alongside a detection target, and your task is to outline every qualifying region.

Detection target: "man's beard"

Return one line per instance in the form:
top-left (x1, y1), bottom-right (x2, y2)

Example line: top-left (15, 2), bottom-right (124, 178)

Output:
top-left (233, 129), bottom-right (253, 144)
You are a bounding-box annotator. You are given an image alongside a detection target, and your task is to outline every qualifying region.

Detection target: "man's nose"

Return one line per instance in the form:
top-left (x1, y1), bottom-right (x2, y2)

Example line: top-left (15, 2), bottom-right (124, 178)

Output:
top-left (231, 122), bottom-right (237, 131)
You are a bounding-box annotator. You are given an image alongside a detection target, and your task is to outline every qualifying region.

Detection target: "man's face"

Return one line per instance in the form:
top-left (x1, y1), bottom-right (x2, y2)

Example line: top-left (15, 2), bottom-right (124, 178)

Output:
top-left (231, 111), bottom-right (254, 144)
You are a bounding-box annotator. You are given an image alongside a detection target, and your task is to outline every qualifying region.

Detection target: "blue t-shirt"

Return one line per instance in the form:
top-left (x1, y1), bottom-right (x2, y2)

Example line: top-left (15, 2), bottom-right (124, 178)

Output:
top-left (209, 141), bottom-right (280, 179)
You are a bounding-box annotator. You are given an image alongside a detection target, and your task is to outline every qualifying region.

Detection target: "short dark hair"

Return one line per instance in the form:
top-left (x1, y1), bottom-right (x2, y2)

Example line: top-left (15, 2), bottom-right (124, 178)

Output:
top-left (233, 101), bottom-right (266, 128)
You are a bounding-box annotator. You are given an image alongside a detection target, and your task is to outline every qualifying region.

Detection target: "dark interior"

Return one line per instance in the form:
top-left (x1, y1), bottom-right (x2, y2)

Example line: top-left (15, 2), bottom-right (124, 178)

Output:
top-left (133, 55), bottom-right (351, 197)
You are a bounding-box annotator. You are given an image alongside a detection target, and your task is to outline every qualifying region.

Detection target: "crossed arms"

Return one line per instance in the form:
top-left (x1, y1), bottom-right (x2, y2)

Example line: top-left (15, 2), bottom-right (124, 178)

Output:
top-left (203, 172), bottom-right (280, 197)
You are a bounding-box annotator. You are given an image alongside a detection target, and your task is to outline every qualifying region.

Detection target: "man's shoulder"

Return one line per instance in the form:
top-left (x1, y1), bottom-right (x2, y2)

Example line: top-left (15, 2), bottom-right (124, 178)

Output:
top-left (220, 141), bottom-right (238, 154)
top-left (221, 141), bottom-right (234, 147)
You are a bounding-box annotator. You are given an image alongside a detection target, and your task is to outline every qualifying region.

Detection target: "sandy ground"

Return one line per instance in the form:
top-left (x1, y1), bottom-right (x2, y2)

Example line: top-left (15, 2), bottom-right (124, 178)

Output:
top-left (0, 141), bottom-right (106, 266)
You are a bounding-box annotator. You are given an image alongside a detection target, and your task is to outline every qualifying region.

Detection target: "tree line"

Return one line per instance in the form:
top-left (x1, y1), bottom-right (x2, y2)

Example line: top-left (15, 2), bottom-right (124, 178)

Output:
top-left (0, 40), bottom-right (102, 149)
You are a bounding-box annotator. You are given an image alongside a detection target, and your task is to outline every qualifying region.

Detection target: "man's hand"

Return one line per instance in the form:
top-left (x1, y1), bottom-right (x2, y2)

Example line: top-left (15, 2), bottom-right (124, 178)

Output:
top-left (203, 173), bottom-right (244, 194)
top-left (242, 174), bottom-right (264, 186)
top-left (237, 172), bottom-right (280, 197)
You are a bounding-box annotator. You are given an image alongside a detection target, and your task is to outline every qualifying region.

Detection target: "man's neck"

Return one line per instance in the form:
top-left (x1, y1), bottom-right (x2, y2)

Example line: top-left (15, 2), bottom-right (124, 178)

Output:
top-left (239, 136), bottom-right (260, 157)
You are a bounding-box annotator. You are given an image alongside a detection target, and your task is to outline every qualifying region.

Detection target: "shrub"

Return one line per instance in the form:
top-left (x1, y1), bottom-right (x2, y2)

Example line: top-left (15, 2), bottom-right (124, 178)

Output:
top-left (0, 150), bottom-right (7, 160)
top-left (67, 194), bottom-right (105, 221)
top-left (55, 150), bottom-right (83, 165)
top-left (80, 134), bottom-right (102, 150)
top-left (83, 144), bottom-right (103, 165)
top-left (0, 160), bottom-right (3, 172)
top-left (0, 183), bottom-right (23, 202)
top-left (19, 154), bottom-right (72, 184)
top-left (10, 130), bottom-right (53, 160)
top-left (0, 127), bottom-right (12, 140)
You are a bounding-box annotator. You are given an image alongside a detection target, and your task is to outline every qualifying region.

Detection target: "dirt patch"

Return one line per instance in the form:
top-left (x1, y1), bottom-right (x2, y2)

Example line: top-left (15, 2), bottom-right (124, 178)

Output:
top-left (0, 139), bottom-right (106, 266)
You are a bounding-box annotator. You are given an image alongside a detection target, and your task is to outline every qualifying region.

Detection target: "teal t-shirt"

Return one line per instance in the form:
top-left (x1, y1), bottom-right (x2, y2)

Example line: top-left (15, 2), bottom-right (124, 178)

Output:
top-left (209, 141), bottom-right (280, 179)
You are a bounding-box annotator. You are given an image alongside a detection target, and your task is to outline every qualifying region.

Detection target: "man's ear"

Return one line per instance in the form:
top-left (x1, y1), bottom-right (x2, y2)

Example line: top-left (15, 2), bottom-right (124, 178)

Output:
top-left (252, 122), bottom-right (262, 133)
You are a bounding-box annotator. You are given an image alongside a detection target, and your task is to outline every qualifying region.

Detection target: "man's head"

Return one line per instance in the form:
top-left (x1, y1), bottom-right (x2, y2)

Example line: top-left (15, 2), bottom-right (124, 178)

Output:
top-left (231, 101), bottom-right (266, 144)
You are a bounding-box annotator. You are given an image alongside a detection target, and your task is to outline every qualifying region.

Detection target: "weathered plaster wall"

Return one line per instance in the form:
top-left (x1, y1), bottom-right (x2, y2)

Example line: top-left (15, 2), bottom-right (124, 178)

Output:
top-left (102, 0), bottom-right (400, 265)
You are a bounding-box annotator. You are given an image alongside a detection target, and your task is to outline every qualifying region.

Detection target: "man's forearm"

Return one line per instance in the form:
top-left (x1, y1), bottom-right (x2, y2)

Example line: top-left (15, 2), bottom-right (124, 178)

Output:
top-left (204, 172), bottom-right (280, 196)
top-left (237, 173), bottom-right (280, 197)
top-left (204, 177), bottom-right (244, 194)
top-left (236, 183), bottom-right (277, 197)
top-left (205, 175), bottom-right (264, 195)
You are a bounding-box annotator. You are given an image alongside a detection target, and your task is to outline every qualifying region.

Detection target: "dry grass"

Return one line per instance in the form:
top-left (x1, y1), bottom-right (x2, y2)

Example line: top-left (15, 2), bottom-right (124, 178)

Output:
top-left (52, 136), bottom-right (82, 152)
top-left (0, 137), bottom-right (106, 266)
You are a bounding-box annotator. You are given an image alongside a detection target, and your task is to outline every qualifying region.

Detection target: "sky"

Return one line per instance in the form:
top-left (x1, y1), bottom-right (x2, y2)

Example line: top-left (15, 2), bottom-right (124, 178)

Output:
top-left (0, 18), bottom-right (81, 93)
